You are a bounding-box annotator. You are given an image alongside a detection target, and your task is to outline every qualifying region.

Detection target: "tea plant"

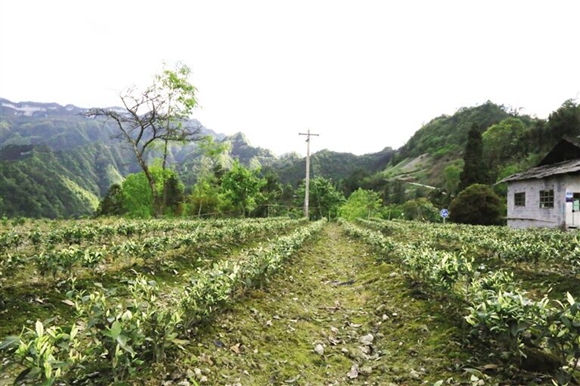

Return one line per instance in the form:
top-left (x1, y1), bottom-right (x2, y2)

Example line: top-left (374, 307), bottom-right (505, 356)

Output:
top-left (0, 321), bottom-right (83, 385)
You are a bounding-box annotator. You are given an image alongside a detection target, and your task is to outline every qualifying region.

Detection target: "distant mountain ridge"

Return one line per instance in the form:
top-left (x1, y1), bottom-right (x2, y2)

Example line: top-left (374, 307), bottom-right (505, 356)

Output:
top-left (0, 98), bottom-right (93, 118)
top-left (0, 98), bottom-right (394, 218)
top-left (4, 97), bottom-right (570, 218)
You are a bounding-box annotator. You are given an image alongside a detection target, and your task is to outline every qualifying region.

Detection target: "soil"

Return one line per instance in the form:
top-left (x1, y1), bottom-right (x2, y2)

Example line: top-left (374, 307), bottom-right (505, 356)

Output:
top-left (148, 223), bottom-right (478, 385)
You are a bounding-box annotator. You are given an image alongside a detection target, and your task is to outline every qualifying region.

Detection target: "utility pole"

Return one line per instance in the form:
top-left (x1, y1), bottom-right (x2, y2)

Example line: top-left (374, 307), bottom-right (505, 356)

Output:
top-left (299, 129), bottom-right (319, 219)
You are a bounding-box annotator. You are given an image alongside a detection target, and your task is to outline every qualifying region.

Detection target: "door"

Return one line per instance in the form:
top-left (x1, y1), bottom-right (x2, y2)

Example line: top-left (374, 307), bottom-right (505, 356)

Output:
top-left (566, 193), bottom-right (580, 228)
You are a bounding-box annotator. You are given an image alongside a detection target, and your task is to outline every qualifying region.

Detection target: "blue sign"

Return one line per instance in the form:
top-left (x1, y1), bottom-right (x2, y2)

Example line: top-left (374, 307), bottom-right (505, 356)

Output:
top-left (440, 209), bottom-right (449, 218)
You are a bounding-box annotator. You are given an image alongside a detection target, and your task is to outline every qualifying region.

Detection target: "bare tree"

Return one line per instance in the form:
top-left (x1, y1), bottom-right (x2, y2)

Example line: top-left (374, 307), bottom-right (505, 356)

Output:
top-left (87, 63), bottom-right (200, 217)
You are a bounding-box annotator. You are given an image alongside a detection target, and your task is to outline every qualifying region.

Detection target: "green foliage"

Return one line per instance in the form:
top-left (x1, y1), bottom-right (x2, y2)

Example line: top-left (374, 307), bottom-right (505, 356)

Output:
top-left (275, 148), bottom-right (394, 188)
top-left (154, 62), bottom-right (198, 117)
top-left (458, 124), bottom-right (487, 191)
top-left (397, 101), bottom-right (511, 159)
top-left (2, 97), bottom-right (579, 220)
top-left (197, 135), bottom-right (232, 165)
top-left (482, 118), bottom-right (527, 172)
top-left (253, 169), bottom-right (285, 217)
top-left (186, 136), bottom-right (232, 217)
top-left (295, 177), bottom-right (345, 220)
top-left (340, 168), bottom-right (371, 196)
top-left (0, 320), bottom-right (83, 385)
top-left (0, 146), bottom-right (105, 218)
top-left (188, 178), bottom-right (222, 217)
top-left (87, 63), bottom-right (201, 218)
top-left (219, 160), bottom-right (265, 217)
top-left (0, 218), bottom-right (324, 383)
top-left (443, 162), bottom-right (463, 194)
top-left (96, 184), bottom-right (125, 216)
top-left (449, 184), bottom-right (504, 225)
top-left (545, 99), bottom-right (580, 146)
top-left (121, 163), bottom-right (185, 218)
top-left (548, 293), bottom-right (580, 381)
top-left (164, 174), bottom-right (185, 216)
top-left (402, 198), bottom-right (439, 222)
top-left (339, 188), bottom-right (382, 220)
top-left (122, 173), bottom-right (154, 218)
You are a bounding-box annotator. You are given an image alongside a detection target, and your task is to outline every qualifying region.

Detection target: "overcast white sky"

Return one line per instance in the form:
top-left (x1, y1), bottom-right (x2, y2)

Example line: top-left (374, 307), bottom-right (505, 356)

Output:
top-left (1, 1), bottom-right (579, 156)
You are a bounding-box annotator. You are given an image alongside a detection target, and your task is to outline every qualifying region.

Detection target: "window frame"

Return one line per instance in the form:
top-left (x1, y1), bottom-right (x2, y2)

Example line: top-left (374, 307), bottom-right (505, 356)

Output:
top-left (514, 192), bottom-right (525, 207)
top-left (539, 189), bottom-right (554, 209)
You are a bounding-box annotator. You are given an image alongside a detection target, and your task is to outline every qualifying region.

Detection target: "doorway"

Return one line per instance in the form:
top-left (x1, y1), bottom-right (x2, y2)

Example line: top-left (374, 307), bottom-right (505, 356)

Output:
top-left (566, 193), bottom-right (580, 228)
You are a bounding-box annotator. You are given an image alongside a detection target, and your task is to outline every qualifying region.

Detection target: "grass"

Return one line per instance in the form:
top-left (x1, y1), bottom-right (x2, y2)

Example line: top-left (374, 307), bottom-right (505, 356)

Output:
top-left (140, 223), bottom-right (484, 385)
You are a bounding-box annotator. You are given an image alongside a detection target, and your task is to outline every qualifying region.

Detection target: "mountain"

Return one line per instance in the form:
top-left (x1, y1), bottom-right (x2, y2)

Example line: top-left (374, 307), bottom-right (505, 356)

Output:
top-left (0, 98), bottom-right (221, 217)
top-left (377, 99), bottom-right (580, 203)
top-left (3, 97), bottom-right (577, 218)
top-left (273, 147), bottom-right (395, 187)
top-left (0, 98), bottom-right (393, 218)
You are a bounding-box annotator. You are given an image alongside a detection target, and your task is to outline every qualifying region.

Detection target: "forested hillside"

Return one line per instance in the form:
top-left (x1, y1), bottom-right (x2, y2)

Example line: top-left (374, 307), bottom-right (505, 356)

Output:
top-left (375, 100), bottom-right (580, 203)
top-left (0, 98), bottom-right (397, 218)
top-left (1, 98), bottom-right (579, 219)
top-left (274, 147), bottom-right (395, 187)
top-left (0, 144), bottom-right (127, 217)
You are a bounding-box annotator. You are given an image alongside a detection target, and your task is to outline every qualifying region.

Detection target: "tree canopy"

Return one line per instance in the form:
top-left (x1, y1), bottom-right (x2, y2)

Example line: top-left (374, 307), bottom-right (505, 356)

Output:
top-left (87, 62), bottom-right (200, 217)
top-left (458, 124), bottom-right (487, 192)
top-left (295, 177), bottom-right (345, 220)
top-left (339, 188), bottom-right (382, 220)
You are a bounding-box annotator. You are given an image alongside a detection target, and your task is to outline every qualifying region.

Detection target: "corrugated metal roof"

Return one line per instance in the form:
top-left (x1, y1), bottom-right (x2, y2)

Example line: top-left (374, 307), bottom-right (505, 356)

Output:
top-left (499, 159), bottom-right (580, 183)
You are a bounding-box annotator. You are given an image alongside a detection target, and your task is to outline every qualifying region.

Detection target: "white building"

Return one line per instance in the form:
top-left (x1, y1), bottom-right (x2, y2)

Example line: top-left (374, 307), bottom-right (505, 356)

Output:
top-left (500, 138), bottom-right (580, 229)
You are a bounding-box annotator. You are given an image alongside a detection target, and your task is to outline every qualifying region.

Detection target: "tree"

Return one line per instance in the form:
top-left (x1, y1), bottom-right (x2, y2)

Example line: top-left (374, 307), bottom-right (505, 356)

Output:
top-left (295, 177), bottom-right (345, 220)
top-left (219, 160), bottom-right (265, 217)
top-left (341, 169), bottom-right (370, 196)
top-left (402, 198), bottom-right (439, 222)
top-left (340, 188), bottom-right (382, 220)
top-left (189, 178), bottom-right (222, 217)
top-left (164, 174), bottom-right (185, 216)
top-left (121, 162), bottom-right (184, 218)
top-left (154, 64), bottom-right (199, 214)
top-left (96, 184), bottom-right (125, 216)
top-left (449, 184), bottom-right (504, 225)
top-left (87, 62), bottom-right (200, 217)
top-left (122, 172), bottom-right (154, 218)
top-left (188, 136), bottom-right (232, 217)
top-left (390, 180), bottom-right (406, 204)
top-left (443, 162), bottom-right (463, 195)
top-left (482, 118), bottom-right (526, 177)
top-left (458, 124), bottom-right (487, 192)
top-left (545, 99), bottom-right (580, 145)
top-left (253, 169), bottom-right (284, 217)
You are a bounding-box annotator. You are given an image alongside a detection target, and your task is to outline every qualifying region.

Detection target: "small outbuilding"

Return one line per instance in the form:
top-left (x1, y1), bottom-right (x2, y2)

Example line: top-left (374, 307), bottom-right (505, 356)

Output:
top-left (499, 137), bottom-right (580, 229)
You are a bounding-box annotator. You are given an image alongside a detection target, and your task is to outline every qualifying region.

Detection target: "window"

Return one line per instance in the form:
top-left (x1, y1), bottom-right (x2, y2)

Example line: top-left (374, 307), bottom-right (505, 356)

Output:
top-left (539, 190), bottom-right (554, 208)
top-left (514, 192), bottom-right (525, 207)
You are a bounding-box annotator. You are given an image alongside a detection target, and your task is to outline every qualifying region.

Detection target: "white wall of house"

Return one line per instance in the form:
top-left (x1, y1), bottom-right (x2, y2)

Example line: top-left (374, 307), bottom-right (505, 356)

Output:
top-left (506, 175), bottom-right (580, 229)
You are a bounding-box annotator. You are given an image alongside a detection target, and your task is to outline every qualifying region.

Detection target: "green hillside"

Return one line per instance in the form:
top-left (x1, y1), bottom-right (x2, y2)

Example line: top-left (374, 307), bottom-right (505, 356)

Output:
top-left (0, 146), bottom-right (97, 218)
top-left (379, 100), bottom-right (580, 202)
top-left (1, 97), bottom-right (579, 218)
top-left (274, 147), bottom-right (395, 187)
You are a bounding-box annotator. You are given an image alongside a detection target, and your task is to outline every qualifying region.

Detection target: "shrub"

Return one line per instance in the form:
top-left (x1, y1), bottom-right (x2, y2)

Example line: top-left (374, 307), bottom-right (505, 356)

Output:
top-left (449, 184), bottom-right (504, 225)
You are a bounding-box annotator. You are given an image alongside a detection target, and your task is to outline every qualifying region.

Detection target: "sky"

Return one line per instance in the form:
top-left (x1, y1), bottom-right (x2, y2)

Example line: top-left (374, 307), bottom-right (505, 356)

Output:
top-left (1, 1), bottom-right (579, 156)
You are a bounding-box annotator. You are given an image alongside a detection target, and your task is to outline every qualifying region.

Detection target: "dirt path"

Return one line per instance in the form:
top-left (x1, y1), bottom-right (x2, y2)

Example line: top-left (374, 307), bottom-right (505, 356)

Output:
top-left (157, 223), bottom-right (470, 385)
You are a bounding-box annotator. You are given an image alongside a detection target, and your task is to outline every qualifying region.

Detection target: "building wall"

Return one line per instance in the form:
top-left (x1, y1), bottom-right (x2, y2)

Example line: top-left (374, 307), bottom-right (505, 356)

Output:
top-left (506, 176), bottom-right (580, 229)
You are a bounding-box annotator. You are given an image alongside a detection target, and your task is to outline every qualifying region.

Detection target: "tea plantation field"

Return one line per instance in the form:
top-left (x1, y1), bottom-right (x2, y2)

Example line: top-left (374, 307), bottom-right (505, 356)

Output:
top-left (1, 218), bottom-right (580, 385)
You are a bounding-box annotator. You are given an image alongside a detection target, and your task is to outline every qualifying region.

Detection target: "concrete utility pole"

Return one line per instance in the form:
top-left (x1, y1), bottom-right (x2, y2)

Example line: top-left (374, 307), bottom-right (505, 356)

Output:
top-left (299, 129), bottom-right (319, 219)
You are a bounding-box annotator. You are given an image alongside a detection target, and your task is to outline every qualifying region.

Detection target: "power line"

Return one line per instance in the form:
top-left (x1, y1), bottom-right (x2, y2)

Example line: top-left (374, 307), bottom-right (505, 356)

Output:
top-left (298, 129), bottom-right (319, 219)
